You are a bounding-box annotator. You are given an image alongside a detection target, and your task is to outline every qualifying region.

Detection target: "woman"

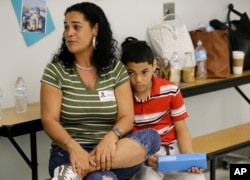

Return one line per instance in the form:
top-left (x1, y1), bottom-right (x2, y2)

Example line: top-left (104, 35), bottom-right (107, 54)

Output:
top-left (40, 2), bottom-right (160, 180)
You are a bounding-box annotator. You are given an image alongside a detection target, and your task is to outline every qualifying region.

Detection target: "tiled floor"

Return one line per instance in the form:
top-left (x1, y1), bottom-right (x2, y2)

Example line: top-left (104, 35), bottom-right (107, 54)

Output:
top-left (204, 168), bottom-right (229, 180)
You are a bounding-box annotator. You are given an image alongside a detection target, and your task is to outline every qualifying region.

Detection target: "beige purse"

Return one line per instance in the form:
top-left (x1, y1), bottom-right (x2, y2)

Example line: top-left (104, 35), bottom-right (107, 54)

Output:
top-left (148, 14), bottom-right (195, 67)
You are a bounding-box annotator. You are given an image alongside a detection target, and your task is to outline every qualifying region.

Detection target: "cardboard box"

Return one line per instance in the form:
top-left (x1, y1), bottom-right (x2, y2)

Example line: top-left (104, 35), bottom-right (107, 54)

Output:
top-left (158, 153), bottom-right (207, 172)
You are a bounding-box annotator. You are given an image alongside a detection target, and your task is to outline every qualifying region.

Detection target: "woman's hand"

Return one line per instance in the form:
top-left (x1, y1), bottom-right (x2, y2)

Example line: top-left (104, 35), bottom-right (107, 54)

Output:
top-left (90, 131), bottom-right (118, 171)
top-left (67, 139), bottom-right (96, 178)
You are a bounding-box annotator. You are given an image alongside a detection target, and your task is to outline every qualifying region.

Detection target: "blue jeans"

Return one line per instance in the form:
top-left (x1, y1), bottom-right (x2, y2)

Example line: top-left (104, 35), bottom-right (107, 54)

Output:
top-left (49, 128), bottom-right (160, 180)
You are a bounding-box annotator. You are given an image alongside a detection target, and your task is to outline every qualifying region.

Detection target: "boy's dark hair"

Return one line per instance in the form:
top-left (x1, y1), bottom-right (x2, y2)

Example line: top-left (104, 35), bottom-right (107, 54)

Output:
top-left (121, 37), bottom-right (154, 65)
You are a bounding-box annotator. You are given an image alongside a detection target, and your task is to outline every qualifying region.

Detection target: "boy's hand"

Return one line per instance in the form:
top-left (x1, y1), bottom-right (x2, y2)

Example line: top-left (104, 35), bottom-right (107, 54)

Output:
top-left (188, 166), bottom-right (203, 174)
top-left (145, 154), bottom-right (158, 168)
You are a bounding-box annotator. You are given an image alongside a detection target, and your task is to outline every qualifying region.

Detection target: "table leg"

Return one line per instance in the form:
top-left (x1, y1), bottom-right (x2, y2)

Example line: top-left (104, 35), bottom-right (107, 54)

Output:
top-left (210, 157), bottom-right (216, 180)
top-left (8, 132), bottom-right (38, 180)
top-left (30, 132), bottom-right (38, 180)
top-left (235, 86), bottom-right (250, 104)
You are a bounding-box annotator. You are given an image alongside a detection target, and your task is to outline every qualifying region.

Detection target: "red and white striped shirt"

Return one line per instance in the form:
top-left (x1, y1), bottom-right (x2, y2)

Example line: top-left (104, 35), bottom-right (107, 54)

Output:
top-left (132, 76), bottom-right (188, 145)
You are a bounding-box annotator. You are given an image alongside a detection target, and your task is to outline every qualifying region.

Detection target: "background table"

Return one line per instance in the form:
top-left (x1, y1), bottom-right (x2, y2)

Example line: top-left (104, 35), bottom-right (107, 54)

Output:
top-left (0, 102), bottom-right (42, 180)
top-left (180, 70), bottom-right (250, 102)
top-left (180, 70), bottom-right (250, 180)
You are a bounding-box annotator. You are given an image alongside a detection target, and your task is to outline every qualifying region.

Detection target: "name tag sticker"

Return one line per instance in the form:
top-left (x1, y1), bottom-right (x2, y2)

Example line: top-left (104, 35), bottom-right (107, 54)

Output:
top-left (99, 90), bottom-right (115, 101)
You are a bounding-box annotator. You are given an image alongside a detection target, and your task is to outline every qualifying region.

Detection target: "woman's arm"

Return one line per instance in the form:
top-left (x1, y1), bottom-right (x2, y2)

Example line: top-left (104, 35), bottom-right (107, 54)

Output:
top-left (40, 82), bottom-right (69, 147)
top-left (92, 80), bottom-right (135, 170)
top-left (40, 82), bottom-right (95, 177)
top-left (113, 80), bottom-right (134, 134)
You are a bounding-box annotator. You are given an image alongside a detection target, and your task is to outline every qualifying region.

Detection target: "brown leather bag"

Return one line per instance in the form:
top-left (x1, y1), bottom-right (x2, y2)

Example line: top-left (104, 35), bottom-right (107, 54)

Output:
top-left (189, 29), bottom-right (231, 78)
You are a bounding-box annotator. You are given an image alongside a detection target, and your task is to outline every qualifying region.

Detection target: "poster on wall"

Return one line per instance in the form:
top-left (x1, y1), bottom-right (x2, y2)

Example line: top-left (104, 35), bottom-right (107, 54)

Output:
top-left (21, 0), bottom-right (46, 33)
top-left (11, 0), bottom-right (55, 47)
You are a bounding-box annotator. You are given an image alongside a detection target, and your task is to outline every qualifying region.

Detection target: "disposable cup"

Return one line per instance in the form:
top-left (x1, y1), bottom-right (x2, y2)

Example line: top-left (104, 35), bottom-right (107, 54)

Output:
top-left (169, 69), bottom-right (181, 85)
top-left (182, 67), bottom-right (195, 83)
top-left (233, 67), bottom-right (243, 74)
top-left (232, 51), bottom-right (244, 75)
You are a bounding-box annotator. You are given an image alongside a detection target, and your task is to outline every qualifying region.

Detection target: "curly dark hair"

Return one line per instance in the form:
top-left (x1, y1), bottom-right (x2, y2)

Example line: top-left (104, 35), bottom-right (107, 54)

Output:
top-left (52, 2), bottom-right (118, 75)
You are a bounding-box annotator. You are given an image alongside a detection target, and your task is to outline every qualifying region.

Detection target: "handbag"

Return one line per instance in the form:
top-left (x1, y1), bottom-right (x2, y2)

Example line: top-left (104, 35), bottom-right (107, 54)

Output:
top-left (189, 29), bottom-right (231, 78)
top-left (227, 3), bottom-right (250, 70)
top-left (154, 57), bottom-right (170, 80)
top-left (148, 14), bottom-right (195, 68)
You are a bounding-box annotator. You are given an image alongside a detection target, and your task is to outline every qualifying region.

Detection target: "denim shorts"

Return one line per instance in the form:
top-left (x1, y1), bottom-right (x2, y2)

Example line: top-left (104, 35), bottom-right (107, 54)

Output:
top-left (49, 128), bottom-right (160, 180)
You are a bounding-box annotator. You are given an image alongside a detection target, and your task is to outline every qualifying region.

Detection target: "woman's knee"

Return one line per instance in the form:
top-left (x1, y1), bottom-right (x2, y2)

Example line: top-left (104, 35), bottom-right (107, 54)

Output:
top-left (127, 128), bottom-right (161, 158)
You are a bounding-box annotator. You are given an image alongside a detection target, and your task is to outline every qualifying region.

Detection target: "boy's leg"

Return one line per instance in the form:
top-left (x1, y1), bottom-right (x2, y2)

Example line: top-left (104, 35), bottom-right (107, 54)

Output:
top-left (165, 172), bottom-right (206, 180)
top-left (130, 146), bottom-right (168, 180)
top-left (130, 163), bottom-right (164, 180)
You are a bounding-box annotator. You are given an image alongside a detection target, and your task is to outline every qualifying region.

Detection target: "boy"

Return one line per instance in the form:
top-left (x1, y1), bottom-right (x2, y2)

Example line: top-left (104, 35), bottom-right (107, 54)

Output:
top-left (121, 37), bottom-right (205, 180)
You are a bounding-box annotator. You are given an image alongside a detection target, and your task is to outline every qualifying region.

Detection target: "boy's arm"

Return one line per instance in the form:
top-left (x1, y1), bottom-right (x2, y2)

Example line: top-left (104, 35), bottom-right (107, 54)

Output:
top-left (174, 120), bottom-right (193, 153)
top-left (145, 120), bottom-right (193, 168)
top-left (175, 120), bottom-right (203, 173)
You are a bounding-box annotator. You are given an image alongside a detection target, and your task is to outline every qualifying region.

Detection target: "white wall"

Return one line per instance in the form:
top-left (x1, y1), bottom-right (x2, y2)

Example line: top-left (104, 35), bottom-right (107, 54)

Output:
top-left (0, 0), bottom-right (249, 179)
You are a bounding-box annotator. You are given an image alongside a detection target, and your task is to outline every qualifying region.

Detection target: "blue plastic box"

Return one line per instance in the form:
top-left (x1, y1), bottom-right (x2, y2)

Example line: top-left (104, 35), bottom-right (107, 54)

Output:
top-left (158, 153), bottom-right (207, 172)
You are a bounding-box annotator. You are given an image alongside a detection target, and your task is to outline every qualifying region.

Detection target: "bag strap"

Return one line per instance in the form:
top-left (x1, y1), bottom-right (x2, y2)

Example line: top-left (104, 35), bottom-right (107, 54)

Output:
top-left (148, 14), bottom-right (186, 39)
top-left (209, 19), bottom-right (228, 30)
top-left (227, 4), bottom-right (243, 28)
top-left (149, 14), bottom-right (183, 29)
top-left (163, 14), bottom-right (181, 21)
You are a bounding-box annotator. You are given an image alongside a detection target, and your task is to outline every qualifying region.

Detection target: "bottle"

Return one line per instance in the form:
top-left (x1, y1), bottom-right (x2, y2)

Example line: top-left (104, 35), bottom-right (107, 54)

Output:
top-left (169, 52), bottom-right (182, 85)
top-left (15, 77), bottom-right (27, 113)
top-left (205, 25), bottom-right (214, 32)
top-left (195, 40), bottom-right (207, 79)
top-left (0, 88), bottom-right (3, 119)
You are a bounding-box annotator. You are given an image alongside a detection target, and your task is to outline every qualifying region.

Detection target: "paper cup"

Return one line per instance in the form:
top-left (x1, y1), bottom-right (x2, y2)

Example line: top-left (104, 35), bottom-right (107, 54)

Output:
top-left (232, 51), bottom-right (244, 74)
top-left (182, 67), bottom-right (195, 83)
top-left (233, 67), bottom-right (243, 74)
top-left (169, 69), bottom-right (181, 85)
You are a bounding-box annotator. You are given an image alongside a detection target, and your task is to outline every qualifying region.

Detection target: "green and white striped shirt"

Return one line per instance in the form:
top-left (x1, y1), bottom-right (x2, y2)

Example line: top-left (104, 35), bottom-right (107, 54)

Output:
top-left (41, 59), bottom-right (129, 144)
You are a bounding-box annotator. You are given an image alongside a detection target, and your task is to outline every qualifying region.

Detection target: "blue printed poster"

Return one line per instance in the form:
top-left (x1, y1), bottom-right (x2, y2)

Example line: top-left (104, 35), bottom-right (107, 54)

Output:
top-left (11, 0), bottom-right (55, 46)
top-left (21, 0), bottom-right (47, 33)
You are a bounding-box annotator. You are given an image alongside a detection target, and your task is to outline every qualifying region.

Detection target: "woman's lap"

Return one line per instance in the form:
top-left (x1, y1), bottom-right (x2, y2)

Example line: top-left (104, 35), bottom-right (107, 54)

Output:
top-left (49, 128), bottom-right (160, 180)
